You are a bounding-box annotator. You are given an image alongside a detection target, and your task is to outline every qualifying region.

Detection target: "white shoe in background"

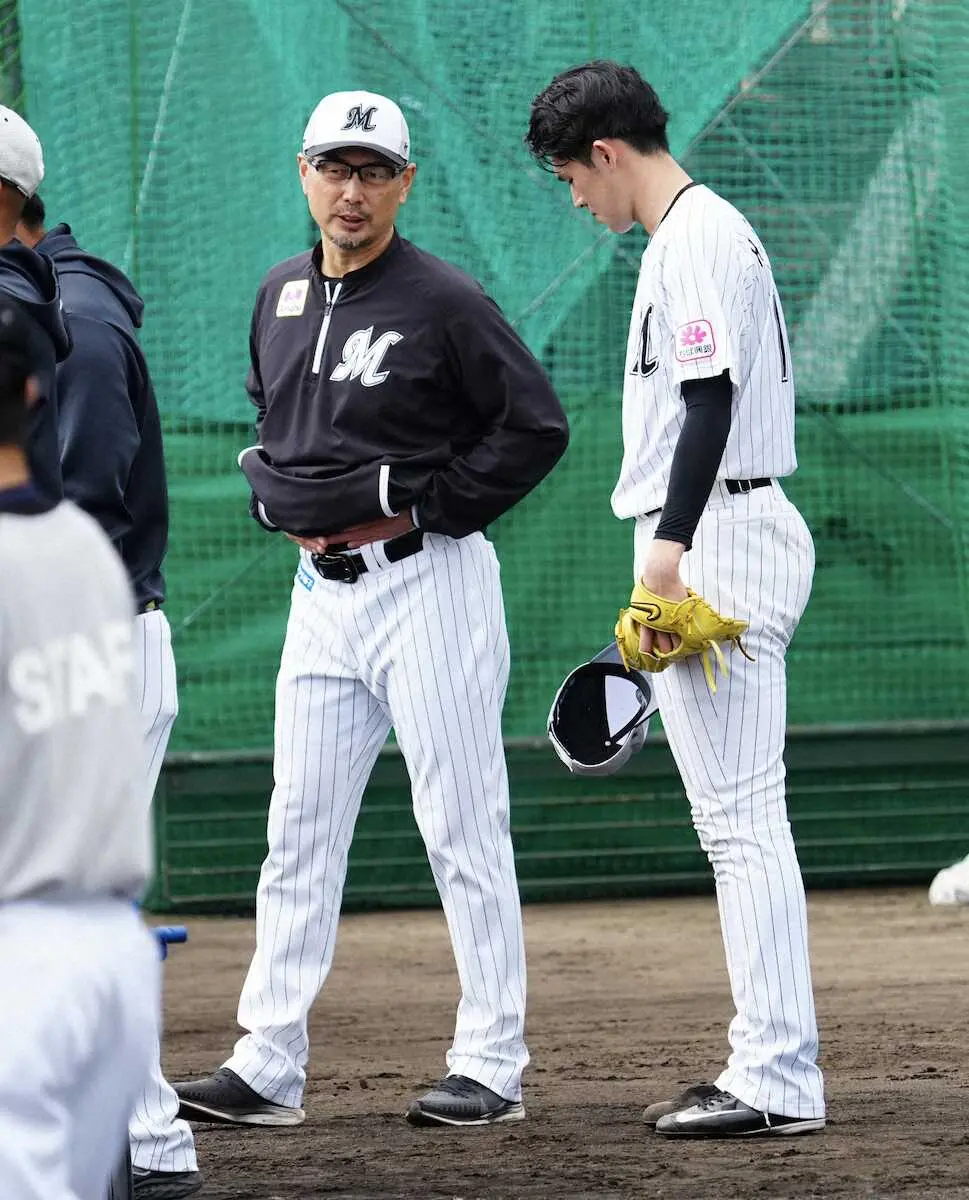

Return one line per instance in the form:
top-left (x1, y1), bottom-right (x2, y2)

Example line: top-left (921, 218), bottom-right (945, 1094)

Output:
top-left (928, 854), bottom-right (969, 905)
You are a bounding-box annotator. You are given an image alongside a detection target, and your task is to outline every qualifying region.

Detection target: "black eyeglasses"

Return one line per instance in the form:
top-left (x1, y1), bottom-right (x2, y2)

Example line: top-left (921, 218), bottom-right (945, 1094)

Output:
top-left (309, 158), bottom-right (402, 187)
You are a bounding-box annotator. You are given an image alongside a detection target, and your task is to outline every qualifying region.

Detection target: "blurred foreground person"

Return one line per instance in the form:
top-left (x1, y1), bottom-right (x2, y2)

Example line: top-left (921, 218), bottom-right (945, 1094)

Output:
top-left (0, 106), bottom-right (70, 500)
top-left (0, 293), bottom-right (159, 1198)
top-left (17, 193), bottom-right (198, 1198)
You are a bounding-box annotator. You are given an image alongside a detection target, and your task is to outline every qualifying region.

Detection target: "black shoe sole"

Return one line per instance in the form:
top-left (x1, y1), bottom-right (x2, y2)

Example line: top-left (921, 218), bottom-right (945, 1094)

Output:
top-left (176, 1096), bottom-right (305, 1127)
top-left (656, 1116), bottom-right (825, 1138)
top-left (131, 1171), bottom-right (203, 1199)
top-left (405, 1100), bottom-right (525, 1127)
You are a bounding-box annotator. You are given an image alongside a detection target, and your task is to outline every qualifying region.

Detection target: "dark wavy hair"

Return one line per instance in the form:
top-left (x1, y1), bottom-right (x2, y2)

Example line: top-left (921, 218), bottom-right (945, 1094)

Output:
top-left (19, 191), bottom-right (45, 230)
top-left (525, 60), bottom-right (669, 168)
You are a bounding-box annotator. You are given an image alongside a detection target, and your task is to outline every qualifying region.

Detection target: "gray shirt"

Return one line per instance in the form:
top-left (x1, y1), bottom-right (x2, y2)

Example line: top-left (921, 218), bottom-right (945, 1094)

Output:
top-left (0, 498), bottom-right (151, 902)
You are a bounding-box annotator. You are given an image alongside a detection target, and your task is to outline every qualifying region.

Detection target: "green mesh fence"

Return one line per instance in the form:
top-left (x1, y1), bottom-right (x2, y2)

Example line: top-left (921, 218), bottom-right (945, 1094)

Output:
top-left (11, 0), bottom-right (969, 751)
top-left (0, 2), bottom-right (21, 107)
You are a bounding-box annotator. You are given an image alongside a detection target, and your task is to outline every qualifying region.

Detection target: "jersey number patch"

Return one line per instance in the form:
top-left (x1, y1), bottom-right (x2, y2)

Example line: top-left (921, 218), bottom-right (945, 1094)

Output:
top-left (631, 304), bottom-right (658, 378)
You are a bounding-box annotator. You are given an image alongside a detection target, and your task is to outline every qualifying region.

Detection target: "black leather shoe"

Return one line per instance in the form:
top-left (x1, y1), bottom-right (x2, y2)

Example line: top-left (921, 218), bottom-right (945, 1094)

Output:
top-left (654, 1088), bottom-right (825, 1137)
top-left (406, 1075), bottom-right (525, 1126)
top-left (173, 1067), bottom-right (304, 1126)
top-left (642, 1082), bottom-right (719, 1126)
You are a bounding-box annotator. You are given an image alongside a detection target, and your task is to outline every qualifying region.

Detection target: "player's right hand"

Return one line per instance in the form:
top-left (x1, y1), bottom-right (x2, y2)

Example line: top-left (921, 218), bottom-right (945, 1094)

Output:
top-left (285, 532), bottom-right (330, 553)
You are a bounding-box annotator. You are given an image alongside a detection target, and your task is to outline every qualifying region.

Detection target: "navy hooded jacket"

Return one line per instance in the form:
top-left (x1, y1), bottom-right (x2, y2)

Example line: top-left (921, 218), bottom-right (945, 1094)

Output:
top-left (36, 224), bottom-right (168, 609)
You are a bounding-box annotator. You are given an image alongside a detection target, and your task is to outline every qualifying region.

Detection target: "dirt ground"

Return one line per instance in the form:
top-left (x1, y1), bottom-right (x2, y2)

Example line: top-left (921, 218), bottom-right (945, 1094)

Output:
top-left (158, 888), bottom-right (969, 1200)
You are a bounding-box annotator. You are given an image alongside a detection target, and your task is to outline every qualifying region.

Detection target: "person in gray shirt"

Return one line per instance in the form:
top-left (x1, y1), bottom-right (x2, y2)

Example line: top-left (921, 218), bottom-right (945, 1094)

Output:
top-left (18, 191), bottom-right (199, 1200)
top-left (0, 294), bottom-right (160, 1200)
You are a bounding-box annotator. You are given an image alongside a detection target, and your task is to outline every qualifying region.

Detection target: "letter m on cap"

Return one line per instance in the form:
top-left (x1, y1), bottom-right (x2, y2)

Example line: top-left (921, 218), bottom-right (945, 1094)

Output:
top-left (343, 105), bottom-right (378, 132)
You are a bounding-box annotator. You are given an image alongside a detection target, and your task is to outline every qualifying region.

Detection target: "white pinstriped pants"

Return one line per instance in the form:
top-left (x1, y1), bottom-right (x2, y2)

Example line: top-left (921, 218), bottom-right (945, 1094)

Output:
top-left (126, 610), bottom-right (197, 1174)
top-left (635, 481), bottom-right (825, 1120)
top-left (225, 532), bottom-right (529, 1104)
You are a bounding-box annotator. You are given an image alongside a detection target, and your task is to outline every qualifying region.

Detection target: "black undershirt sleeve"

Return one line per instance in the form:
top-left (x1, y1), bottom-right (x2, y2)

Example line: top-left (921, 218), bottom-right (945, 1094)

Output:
top-left (653, 369), bottom-right (733, 550)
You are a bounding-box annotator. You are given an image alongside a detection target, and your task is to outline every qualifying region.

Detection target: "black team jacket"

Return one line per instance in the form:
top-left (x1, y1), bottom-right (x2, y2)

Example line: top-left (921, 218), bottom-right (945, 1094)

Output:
top-left (242, 231), bottom-right (569, 538)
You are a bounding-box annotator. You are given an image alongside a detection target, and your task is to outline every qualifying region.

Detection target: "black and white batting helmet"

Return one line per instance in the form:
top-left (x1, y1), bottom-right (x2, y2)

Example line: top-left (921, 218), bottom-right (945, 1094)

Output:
top-left (547, 642), bottom-right (658, 776)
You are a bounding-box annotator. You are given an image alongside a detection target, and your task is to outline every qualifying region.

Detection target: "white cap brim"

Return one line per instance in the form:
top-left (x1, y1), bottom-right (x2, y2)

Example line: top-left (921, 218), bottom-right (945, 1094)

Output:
top-left (302, 137), bottom-right (407, 168)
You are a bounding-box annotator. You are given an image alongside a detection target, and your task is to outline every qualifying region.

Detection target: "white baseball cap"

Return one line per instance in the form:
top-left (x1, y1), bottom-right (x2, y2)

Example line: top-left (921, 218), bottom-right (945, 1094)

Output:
top-left (0, 105), bottom-right (43, 197)
top-left (302, 90), bottom-right (410, 168)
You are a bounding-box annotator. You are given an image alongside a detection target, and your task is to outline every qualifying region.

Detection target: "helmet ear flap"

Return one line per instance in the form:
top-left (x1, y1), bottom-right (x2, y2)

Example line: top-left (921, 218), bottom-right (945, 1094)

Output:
top-left (547, 654), bottom-right (657, 776)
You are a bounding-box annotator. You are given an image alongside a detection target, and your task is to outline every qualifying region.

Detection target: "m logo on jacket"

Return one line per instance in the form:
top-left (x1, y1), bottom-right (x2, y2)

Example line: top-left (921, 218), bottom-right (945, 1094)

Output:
top-left (330, 326), bottom-right (403, 387)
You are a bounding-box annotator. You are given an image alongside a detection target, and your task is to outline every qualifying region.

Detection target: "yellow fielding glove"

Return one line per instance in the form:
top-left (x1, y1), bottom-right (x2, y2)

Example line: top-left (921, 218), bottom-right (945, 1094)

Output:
top-left (615, 581), bottom-right (752, 693)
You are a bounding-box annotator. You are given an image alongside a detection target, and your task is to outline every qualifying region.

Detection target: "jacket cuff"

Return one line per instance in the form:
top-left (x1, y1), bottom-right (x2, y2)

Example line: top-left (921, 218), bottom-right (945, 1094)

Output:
top-left (249, 492), bottom-right (279, 532)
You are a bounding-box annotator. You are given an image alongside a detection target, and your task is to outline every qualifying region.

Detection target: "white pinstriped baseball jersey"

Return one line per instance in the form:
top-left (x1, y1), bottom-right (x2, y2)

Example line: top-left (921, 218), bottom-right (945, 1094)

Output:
top-left (612, 184), bottom-right (797, 519)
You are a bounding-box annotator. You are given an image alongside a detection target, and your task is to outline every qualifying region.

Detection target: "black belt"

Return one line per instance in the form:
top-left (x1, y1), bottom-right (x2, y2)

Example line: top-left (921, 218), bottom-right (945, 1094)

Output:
top-left (645, 478), bottom-right (774, 518)
top-left (725, 478), bottom-right (772, 495)
top-left (311, 528), bottom-right (425, 584)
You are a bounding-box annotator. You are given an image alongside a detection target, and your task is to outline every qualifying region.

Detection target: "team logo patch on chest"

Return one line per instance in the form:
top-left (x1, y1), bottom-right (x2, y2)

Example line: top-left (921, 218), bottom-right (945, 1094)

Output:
top-left (330, 325), bottom-right (403, 387)
top-left (276, 279), bottom-right (310, 318)
top-left (675, 319), bottom-right (716, 362)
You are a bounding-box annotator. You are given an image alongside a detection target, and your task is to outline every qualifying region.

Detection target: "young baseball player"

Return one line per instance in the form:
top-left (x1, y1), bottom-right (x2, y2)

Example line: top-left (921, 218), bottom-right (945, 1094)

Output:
top-left (0, 292), bottom-right (160, 1198)
top-left (526, 61), bottom-right (825, 1138)
top-left (174, 90), bottom-right (569, 1129)
top-left (17, 197), bottom-right (198, 1198)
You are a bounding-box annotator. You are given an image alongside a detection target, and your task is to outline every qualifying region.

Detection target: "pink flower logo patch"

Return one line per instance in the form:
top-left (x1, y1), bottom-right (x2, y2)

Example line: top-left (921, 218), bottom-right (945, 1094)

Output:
top-left (675, 319), bottom-right (716, 362)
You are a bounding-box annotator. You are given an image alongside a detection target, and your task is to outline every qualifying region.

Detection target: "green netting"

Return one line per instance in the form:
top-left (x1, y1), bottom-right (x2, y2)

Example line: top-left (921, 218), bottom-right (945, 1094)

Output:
top-left (11, 0), bottom-right (969, 750)
top-left (0, 2), bottom-right (21, 107)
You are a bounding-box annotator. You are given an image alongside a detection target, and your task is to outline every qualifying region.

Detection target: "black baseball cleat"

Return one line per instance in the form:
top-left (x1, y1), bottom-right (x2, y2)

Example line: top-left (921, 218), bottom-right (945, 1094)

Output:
top-left (406, 1075), bottom-right (525, 1127)
top-left (173, 1067), bottom-right (305, 1127)
top-left (642, 1081), bottom-right (720, 1126)
top-left (131, 1167), bottom-right (203, 1198)
top-left (654, 1088), bottom-right (825, 1137)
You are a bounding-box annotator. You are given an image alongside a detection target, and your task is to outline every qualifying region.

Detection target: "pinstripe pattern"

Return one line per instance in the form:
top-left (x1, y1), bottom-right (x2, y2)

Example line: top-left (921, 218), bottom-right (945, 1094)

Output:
top-left (634, 485), bottom-right (824, 1120)
top-left (134, 611), bottom-right (179, 803)
top-left (613, 185), bottom-right (798, 521)
top-left (225, 532), bottom-right (528, 1105)
top-left (127, 610), bottom-right (198, 1174)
